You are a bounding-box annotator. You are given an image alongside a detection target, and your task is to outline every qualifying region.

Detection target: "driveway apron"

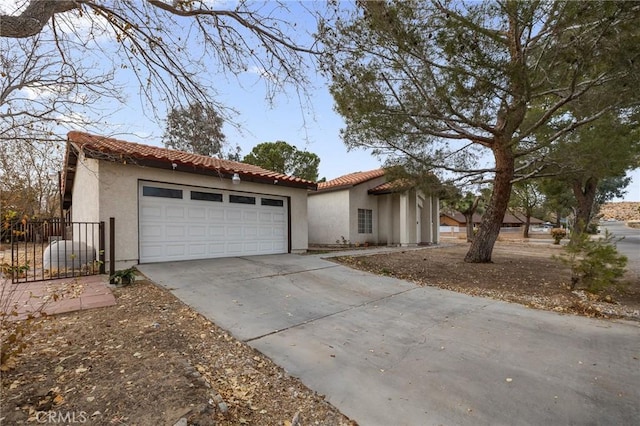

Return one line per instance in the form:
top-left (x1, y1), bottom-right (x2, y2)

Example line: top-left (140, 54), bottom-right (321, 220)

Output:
top-left (138, 254), bottom-right (640, 426)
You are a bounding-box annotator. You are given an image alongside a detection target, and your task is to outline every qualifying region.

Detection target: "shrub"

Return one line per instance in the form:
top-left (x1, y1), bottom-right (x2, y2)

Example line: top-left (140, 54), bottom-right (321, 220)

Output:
top-left (550, 228), bottom-right (567, 244)
top-left (109, 267), bottom-right (137, 286)
top-left (555, 230), bottom-right (627, 293)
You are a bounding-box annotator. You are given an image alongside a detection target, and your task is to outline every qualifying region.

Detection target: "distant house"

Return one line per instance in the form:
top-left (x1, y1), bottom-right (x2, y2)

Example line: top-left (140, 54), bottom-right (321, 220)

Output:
top-left (502, 212), bottom-right (545, 228)
top-left (440, 210), bottom-right (544, 228)
top-left (440, 211), bottom-right (482, 227)
top-left (307, 169), bottom-right (439, 246)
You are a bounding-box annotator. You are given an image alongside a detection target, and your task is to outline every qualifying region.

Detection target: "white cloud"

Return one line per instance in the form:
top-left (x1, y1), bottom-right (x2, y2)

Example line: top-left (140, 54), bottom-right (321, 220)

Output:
top-left (247, 66), bottom-right (280, 84)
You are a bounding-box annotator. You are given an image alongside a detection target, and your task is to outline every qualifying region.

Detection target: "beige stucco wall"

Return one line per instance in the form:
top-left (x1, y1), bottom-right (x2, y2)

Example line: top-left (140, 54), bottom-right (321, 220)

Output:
top-left (307, 179), bottom-right (440, 247)
top-left (307, 189), bottom-right (349, 245)
top-left (71, 156), bottom-right (309, 268)
top-left (348, 176), bottom-right (386, 244)
top-left (69, 155), bottom-right (101, 251)
top-left (70, 156), bottom-right (100, 223)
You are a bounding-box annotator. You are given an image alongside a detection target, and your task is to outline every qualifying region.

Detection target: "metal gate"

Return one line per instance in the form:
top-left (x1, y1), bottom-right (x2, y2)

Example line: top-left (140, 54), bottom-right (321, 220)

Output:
top-left (6, 220), bottom-right (105, 283)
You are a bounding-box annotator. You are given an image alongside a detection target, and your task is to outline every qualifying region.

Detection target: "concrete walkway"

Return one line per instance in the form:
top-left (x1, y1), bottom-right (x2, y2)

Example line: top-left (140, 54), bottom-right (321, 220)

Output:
top-left (138, 251), bottom-right (640, 426)
top-left (1, 275), bottom-right (116, 320)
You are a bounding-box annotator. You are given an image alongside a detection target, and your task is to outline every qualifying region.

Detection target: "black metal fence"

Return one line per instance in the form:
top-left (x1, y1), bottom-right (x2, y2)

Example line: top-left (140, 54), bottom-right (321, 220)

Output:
top-left (5, 220), bottom-right (105, 283)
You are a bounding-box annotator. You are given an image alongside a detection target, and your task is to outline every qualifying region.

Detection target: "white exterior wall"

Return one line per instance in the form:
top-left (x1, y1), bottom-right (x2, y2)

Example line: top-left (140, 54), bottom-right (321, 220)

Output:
top-left (69, 155), bottom-right (101, 251)
top-left (348, 176), bottom-right (386, 244)
top-left (307, 190), bottom-right (349, 245)
top-left (72, 157), bottom-right (309, 268)
top-left (307, 179), bottom-right (440, 247)
top-left (376, 195), bottom-right (393, 245)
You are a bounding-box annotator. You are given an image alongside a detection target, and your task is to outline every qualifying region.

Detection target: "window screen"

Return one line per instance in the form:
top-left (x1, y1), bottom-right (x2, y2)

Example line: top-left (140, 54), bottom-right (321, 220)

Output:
top-left (142, 186), bottom-right (183, 199)
top-left (229, 195), bottom-right (256, 204)
top-left (191, 191), bottom-right (223, 202)
top-left (261, 198), bottom-right (284, 207)
top-left (358, 209), bottom-right (373, 234)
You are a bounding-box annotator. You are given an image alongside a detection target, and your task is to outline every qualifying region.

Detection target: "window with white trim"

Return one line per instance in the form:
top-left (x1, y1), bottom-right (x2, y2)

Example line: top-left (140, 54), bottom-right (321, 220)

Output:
top-left (358, 209), bottom-right (373, 234)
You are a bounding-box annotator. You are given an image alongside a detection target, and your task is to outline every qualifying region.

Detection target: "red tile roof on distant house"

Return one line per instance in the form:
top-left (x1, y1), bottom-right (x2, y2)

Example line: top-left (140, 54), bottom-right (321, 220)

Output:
top-left (65, 131), bottom-right (317, 191)
top-left (504, 212), bottom-right (545, 225)
top-left (368, 179), bottom-right (414, 195)
top-left (440, 211), bottom-right (483, 225)
top-left (315, 169), bottom-right (386, 192)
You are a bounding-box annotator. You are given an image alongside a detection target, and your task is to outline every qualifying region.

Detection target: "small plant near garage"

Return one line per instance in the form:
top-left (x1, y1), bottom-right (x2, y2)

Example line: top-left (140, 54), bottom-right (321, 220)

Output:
top-left (335, 235), bottom-right (350, 247)
top-left (555, 230), bottom-right (627, 293)
top-left (109, 267), bottom-right (137, 286)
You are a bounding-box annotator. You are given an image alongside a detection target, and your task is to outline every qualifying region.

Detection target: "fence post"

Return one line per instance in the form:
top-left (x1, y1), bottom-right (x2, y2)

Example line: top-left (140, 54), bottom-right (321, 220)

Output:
top-left (109, 217), bottom-right (115, 277)
top-left (99, 221), bottom-right (106, 274)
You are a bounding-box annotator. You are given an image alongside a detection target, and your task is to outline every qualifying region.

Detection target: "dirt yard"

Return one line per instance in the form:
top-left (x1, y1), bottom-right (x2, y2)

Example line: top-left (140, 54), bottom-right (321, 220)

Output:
top-left (335, 240), bottom-right (640, 320)
top-left (2, 239), bottom-right (638, 425)
top-left (0, 280), bottom-right (354, 426)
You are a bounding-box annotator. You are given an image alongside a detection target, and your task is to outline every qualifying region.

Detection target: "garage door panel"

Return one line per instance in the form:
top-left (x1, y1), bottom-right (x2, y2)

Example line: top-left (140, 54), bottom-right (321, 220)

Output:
top-left (208, 226), bottom-right (225, 237)
top-left (226, 242), bottom-right (243, 253)
top-left (208, 243), bottom-right (226, 254)
top-left (139, 182), bottom-right (288, 263)
top-left (166, 244), bottom-right (186, 256)
top-left (244, 226), bottom-right (258, 238)
top-left (226, 209), bottom-right (243, 221)
top-left (189, 225), bottom-right (207, 238)
top-left (208, 209), bottom-right (224, 221)
top-left (189, 244), bottom-right (206, 256)
top-left (141, 206), bottom-right (162, 219)
top-left (243, 211), bottom-right (258, 222)
top-left (141, 244), bottom-right (164, 259)
top-left (166, 206), bottom-right (185, 218)
top-left (227, 226), bottom-right (242, 237)
top-left (244, 242), bottom-right (259, 253)
top-left (188, 207), bottom-right (206, 220)
top-left (258, 227), bottom-right (273, 237)
top-left (166, 225), bottom-right (186, 238)
top-left (141, 224), bottom-right (163, 239)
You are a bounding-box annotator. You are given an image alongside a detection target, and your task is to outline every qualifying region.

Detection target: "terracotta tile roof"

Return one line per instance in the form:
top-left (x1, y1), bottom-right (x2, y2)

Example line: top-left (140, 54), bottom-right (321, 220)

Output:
top-left (66, 131), bottom-right (317, 190)
top-left (316, 169), bottom-right (385, 192)
top-left (368, 179), bottom-right (414, 195)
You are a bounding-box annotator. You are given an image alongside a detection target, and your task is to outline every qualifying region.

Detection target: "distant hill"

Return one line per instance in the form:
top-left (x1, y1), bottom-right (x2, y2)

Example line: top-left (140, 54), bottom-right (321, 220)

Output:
top-left (599, 202), bottom-right (640, 221)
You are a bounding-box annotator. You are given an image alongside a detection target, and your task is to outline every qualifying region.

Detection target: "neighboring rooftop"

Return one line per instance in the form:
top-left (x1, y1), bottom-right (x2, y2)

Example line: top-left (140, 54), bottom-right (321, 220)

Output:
top-left (316, 169), bottom-right (386, 192)
top-left (368, 179), bottom-right (414, 195)
top-left (440, 210), bottom-right (544, 225)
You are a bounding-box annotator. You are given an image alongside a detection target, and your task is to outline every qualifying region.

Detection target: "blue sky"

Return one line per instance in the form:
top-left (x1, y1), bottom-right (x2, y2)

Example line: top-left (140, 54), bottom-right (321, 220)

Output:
top-left (110, 70), bottom-right (383, 183)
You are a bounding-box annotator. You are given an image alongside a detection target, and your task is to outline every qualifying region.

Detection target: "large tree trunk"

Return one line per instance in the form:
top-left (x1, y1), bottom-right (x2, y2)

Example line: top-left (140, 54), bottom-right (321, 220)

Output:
top-left (571, 177), bottom-right (598, 243)
top-left (465, 146), bottom-right (515, 263)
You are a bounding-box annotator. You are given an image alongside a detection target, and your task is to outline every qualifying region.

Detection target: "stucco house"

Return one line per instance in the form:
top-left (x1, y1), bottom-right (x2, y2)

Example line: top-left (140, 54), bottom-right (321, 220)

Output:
top-left (62, 131), bottom-right (317, 269)
top-left (307, 169), bottom-right (439, 246)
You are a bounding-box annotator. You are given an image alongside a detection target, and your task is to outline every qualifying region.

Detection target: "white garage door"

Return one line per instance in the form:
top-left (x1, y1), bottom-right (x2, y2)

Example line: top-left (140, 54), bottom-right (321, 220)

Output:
top-left (138, 181), bottom-right (288, 263)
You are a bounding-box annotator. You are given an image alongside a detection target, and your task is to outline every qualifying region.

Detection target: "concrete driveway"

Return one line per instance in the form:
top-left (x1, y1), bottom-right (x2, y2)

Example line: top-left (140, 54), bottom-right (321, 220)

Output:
top-left (138, 252), bottom-right (640, 426)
